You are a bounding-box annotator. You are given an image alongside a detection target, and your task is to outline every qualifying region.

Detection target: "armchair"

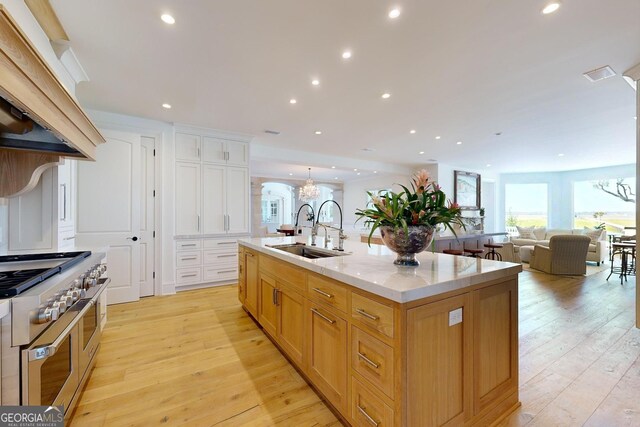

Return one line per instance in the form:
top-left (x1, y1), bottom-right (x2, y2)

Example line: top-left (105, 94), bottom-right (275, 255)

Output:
top-left (530, 235), bottom-right (591, 275)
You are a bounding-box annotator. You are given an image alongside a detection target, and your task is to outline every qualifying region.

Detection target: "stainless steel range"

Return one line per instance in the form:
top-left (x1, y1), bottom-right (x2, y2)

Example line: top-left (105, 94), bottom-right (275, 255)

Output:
top-left (0, 250), bottom-right (109, 419)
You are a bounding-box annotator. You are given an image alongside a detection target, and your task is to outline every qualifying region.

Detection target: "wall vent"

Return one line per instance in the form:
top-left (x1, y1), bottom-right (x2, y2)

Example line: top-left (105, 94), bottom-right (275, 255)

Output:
top-left (583, 66), bottom-right (616, 82)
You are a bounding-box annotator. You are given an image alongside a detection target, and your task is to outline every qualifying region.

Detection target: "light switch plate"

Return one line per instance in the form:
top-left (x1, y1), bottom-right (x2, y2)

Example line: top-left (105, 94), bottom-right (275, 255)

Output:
top-left (449, 308), bottom-right (463, 326)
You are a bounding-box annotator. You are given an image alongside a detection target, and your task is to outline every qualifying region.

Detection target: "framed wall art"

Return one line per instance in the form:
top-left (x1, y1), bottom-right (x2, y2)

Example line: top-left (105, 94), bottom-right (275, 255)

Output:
top-left (454, 170), bottom-right (481, 210)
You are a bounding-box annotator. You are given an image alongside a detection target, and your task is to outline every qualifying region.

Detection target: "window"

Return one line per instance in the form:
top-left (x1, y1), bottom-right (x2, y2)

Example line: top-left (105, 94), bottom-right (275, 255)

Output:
top-left (573, 177), bottom-right (635, 232)
top-left (504, 183), bottom-right (548, 228)
top-left (270, 201), bottom-right (278, 220)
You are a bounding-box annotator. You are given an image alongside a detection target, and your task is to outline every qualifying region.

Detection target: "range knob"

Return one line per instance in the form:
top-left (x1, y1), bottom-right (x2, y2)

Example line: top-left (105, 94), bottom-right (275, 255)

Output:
top-left (52, 299), bottom-right (67, 314)
top-left (58, 295), bottom-right (71, 310)
top-left (34, 306), bottom-right (58, 324)
top-left (66, 289), bottom-right (81, 302)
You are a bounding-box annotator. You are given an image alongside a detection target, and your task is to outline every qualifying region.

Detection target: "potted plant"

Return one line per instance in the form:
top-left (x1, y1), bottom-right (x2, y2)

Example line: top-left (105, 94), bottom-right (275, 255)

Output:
top-left (355, 170), bottom-right (464, 266)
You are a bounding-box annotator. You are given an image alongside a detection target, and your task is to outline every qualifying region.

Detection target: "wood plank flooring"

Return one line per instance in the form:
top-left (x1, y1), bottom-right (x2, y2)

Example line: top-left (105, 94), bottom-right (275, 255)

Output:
top-left (70, 269), bottom-right (637, 427)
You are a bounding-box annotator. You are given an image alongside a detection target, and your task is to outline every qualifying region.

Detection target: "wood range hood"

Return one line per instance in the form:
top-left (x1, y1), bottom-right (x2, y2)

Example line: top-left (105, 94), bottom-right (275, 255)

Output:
top-left (0, 5), bottom-right (105, 198)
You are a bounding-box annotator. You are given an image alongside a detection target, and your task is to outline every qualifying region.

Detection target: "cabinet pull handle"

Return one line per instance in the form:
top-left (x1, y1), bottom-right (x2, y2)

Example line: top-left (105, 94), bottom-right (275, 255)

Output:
top-left (197, 215), bottom-right (200, 231)
top-left (197, 147), bottom-right (201, 158)
top-left (217, 254), bottom-right (236, 258)
top-left (357, 352), bottom-right (380, 369)
top-left (357, 405), bottom-right (379, 426)
top-left (181, 257), bottom-right (197, 261)
top-left (312, 288), bottom-right (333, 299)
top-left (182, 244), bottom-right (197, 247)
top-left (217, 270), bottom-right (236, 274)
top-left (63, 236), bottom-right (76, 241)
top-left (181, 274), bottom-right (197, 278)
top-left (217, 241), bottom-right (236, 245)
top-left (311, 308), bottom-right (335, 324)
top-left (245, 252), bottom-right (254, 257)
top-left (60, 183), bottom-right (67, 221)
top-left (356, 308), bottom-right (379, 321)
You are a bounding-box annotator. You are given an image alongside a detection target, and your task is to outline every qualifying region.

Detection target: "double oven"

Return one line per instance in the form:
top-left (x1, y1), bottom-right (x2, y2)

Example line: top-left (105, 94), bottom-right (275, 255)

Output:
top-left (21, 284), bottom-right (105, 409)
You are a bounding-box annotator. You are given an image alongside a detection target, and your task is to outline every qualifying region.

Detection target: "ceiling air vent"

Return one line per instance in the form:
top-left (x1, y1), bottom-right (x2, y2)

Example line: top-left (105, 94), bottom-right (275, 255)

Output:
top-left (583, 66), bottom-right (616, 82)
top-left (264, 129), bottom-right (280, 135)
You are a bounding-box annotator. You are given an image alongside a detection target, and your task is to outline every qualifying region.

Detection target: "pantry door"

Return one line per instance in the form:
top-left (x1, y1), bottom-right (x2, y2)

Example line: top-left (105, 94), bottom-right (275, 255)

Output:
top-left (76, 129), bottom-right (152, 304)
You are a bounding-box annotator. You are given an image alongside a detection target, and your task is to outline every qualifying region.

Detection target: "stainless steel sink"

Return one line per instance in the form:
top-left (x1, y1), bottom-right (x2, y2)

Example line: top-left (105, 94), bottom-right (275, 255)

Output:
top-left (267, 243), bottom-right (348, 259)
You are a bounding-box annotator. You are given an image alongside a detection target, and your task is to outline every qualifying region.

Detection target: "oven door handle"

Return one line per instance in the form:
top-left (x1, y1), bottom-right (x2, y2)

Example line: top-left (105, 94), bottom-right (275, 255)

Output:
top-left (28, 300), bottom-right (96, 362)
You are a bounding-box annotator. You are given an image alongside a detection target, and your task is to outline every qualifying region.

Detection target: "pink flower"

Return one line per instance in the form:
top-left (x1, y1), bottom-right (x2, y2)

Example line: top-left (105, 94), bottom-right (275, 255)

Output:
top-left (412, 169), bottom-right (430, 193)
top-left (447, 200), bottom-right (459, 209)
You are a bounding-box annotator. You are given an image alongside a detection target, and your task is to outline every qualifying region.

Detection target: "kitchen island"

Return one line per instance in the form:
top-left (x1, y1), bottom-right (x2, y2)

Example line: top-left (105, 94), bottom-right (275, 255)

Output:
top-left (238, 236), bottom-right (522, 426)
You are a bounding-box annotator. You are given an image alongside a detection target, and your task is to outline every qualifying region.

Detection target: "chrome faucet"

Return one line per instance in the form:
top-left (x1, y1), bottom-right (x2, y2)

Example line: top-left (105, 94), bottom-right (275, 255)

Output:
top-left (316, 223), bottom-right (330, 248)
top-left (294, 203), bottom-right (315, 233)
top-left (315, 200), bottom-right (347, 251)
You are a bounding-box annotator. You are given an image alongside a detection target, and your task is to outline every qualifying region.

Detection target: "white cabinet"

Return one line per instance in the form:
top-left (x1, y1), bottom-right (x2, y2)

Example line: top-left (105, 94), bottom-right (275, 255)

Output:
top-left (201, 136), bottom-right (249, 166)
top-left (175, 237), bottom-right (239, 290)
top-left (226, 167), bottom-right (250, 233)
top-left (175, 162), bottom-right (201, 235)
top-left (201, 164), bottom-right (225, 234)
top-left (175, 132), bottom-right (201, 162)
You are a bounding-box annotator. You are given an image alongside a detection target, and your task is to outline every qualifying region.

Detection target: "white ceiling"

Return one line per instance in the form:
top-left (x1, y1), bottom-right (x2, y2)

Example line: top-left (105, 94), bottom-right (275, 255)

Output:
top-left (52, 0), bottom-right (639, 175)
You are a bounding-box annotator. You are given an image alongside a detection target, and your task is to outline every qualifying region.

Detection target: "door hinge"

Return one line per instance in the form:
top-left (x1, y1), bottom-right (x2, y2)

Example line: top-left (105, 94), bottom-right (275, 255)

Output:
top-left (153, 149), bottom-right (156, 156)
top-left (153, 231), bottom-right (156, 238)
top-left (153, 190), bottom-right (156, 197)
top-left (153, 272), bottom-right (156, 279)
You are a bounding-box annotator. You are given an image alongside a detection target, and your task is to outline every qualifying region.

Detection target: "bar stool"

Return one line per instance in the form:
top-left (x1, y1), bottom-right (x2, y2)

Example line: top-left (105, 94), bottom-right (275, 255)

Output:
top-left (484, 243), bottom-right (503, 261)
top-left (464, 248), bottom-right (484, 258)
top-left (443, 249), bottom-right (464, 256)
top-left (607, 242), bottom-right (636, 284)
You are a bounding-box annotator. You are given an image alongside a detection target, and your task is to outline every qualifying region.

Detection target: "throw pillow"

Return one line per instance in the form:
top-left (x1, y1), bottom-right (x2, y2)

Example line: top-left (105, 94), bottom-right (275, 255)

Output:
top-left (583, 228), bottom-right (604, 244)
top-left (516, 226), bottom-right (536, 240)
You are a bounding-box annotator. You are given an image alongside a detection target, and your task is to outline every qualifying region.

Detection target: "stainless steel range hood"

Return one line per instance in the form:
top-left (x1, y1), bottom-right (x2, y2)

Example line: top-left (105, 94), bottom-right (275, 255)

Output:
top-left (0, 5), bottom-right (105, 198)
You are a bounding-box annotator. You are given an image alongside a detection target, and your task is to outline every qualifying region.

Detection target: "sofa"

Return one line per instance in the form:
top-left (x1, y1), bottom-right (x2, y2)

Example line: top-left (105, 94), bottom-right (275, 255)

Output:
top-left (510, 227), bottom-right (607, 265)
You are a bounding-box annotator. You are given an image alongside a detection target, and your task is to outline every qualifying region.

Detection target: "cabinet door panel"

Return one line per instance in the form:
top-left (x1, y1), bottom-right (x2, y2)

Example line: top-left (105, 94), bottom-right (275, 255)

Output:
top-left (244, 251), bottom-right (258, 317)
top-left (201, 164), bottom-right (225, 234)
top-left (226, 167), bottom-right (249, 233)
top-left (407, 294), bottom-right (472, 426)
top-left (259, 273), bottom-right (277, 337)
top-left (226, 140), bottom-right (249, 166)
top-left (307, 302), bottom-right (348, 413)
top-left (175, 162), bottom-right (200, 235)
top-left (175, 132), bottom-right (201, 162)
top-left (277, 286), bottom-right (305, 367)
top-left (238, 249), bottom-right (246, 304)
top-left (201, 136), bottom-right (226, 164)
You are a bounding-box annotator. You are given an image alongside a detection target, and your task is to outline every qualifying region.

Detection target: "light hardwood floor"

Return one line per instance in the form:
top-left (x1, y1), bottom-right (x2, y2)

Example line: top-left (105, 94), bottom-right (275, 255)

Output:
top-left (70, 269), bottom-right (637, 427)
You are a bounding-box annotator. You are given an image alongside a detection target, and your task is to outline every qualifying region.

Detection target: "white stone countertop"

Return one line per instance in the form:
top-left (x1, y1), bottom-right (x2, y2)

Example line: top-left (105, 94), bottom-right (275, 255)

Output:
top-left (239, 236), bottom-right (522, 303)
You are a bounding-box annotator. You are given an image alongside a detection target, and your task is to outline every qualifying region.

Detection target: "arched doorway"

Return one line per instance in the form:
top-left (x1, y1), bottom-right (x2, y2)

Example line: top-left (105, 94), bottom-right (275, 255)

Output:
top-left (261, 182), bottom-right (295, 232)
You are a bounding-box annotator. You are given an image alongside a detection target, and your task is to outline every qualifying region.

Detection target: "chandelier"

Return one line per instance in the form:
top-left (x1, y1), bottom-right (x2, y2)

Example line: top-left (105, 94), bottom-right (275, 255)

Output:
top-left (299, 168), bottom-right (320, 201)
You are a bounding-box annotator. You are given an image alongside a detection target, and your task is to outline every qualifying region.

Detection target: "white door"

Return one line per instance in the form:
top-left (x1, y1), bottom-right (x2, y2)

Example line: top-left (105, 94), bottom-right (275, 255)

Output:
top-left (76, 130), bottom-right (142, 304)
top-left (226, 167), bottom-right (250, 234)
top-left (139, 137), bottom-right (155, 297)
top-left (202, 164), bottom-right (225, 234)
top-left (175, 162), bottom-right (201, 235)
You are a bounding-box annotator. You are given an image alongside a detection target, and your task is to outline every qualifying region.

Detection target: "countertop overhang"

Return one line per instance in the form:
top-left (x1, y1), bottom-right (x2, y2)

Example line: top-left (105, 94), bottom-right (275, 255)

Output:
top-left (239, 236), bottom-right (522, 303)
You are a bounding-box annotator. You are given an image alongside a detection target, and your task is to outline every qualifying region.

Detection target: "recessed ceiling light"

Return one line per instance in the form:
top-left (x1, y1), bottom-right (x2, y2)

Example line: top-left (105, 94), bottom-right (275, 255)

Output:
top-left (161, 14), bottom-right (175, 24)
top-left (342, 50), bottom-right (352, 59)
top-left (388, 8), bottom-right (401, 19)
top-left (419, 151), bottom-right (425, 154)
top-left (435, 136), bottom-right (441, 140)
top-left (314, 130), bottom-right (322, 135)
top-left (558, 153), bottom-right (564, 157)
top-left (353, 168), bottom-right (358, 171)
top-left (311, 79), bottom-right (320, 86)
top-left (373, 171), bottom-right (377, 174)
top-left (635, 116), bottom-right (637, 120)
top-left (162, 103), bottom-right (171, 109)
top-left (334, 177), bottom-right (338, 180)
top-left (456, 141), bottom-right (462, 145)
top-left (331, 166), bottom-right (336, 169)
top-left (410, 130), bottom-right (416, 134)
top-left (289, 173), bottom-right (293, 176)
top-left (289, 98), bottom-right (297, 104)
top-left (381, 93), bottom-right (391, 99)
top-left (486, 164), bottom-right (492, 167)
top-left (357, 172), bottom-right (361, 175)
top-left (542, 2), bottom-right (561, 14)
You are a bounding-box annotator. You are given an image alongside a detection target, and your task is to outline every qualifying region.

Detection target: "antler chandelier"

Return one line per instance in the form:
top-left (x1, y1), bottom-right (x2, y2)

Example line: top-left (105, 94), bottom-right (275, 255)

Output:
top-left (299, 168), bottom-right (320, 201)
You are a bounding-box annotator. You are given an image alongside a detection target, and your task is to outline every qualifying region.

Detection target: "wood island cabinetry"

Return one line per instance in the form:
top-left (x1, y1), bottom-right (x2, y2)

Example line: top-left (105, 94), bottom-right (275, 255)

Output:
top-left (238, 242), bottom-right (519, 426)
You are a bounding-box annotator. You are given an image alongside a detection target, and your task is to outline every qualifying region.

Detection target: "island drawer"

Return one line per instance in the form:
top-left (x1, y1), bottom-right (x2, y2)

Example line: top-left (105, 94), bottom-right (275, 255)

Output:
top-left (351, 292), bottom-right (395, 340)
top-left (176, 251), bottom-right (201, 268)
top-left (260, 255), bottom-right (305, 291)
top-left (350, 376), bottom-right (394, 427)
top-left (351, 326), bottom-right (395, 399)
top-left (308, 274), bottom-right (348, 313)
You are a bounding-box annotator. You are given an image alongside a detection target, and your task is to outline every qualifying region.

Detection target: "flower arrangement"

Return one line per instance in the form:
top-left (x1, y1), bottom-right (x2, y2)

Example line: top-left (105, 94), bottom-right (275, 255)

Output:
top-left (355, 170), bottom-right (465, 244)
